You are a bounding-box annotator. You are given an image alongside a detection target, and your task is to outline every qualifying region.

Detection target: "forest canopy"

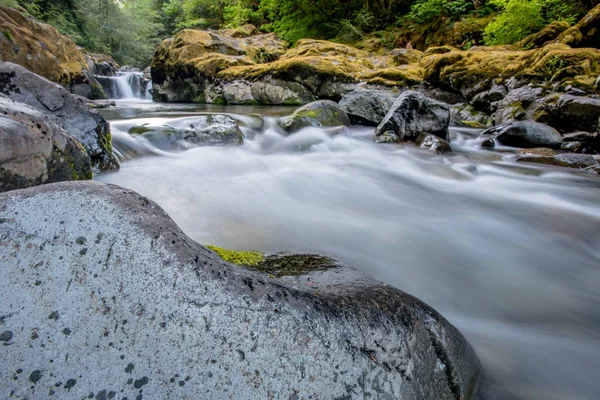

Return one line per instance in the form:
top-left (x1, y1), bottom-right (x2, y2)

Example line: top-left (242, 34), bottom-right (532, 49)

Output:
top-left (2, 0), bottom-right (595, 67)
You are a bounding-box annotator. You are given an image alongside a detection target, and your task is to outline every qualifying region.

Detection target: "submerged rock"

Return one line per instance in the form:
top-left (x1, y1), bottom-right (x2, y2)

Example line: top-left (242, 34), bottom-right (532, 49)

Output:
top-left (374, 90), bottom-right (450, 142)
top-left (416, 133), bottom-right (452, 153)
top-left (338, 90), bottom-right (394, 126)
top-left (483, 121), bottom-right (563, 149)
top-left (0, 181), bottom-right (480, 399)
top-left (516, 149), bottom-right (600, 173)
top-left (0, 96), bottom-right (91, 192)
top-left (128, 115), bottom-right (243, 150)
top-left (0, 62), bottom-right (118, 171)
top-left (282, 100), bottom-right (351, 132)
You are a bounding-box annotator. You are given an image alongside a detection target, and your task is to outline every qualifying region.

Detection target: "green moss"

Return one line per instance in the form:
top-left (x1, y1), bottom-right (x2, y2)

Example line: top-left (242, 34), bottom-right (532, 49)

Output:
top-left (89, 83), bottom-right (107, 100)
top-left (98, 131), bottom-right (113, 154)
top-left (2, 31), bottom-right (13, 42)
top-left (461, 120), bottom-right (485, 128)
top-left (207, 245), bottom-right (264, 266)
top-left (296, 109), bottom-right (319, 119)
top-left (283, 98), bottom-right (303, 106)
top-left (211, 96), bottom-right (226, 105)
top-left (128, 125), bottom-right (152, 135)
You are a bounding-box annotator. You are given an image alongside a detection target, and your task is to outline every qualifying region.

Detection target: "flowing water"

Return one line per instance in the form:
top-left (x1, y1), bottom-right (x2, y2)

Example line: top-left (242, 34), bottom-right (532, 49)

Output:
top-left (96, 71), bottom-right (151, 100)
top-left (97, 100), bottom-right (600, 400)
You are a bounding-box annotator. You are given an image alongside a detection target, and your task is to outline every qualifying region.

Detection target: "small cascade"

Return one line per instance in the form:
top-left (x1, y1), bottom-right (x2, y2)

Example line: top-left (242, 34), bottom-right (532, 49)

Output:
top-left (97, 71), bottom-right (152, 100)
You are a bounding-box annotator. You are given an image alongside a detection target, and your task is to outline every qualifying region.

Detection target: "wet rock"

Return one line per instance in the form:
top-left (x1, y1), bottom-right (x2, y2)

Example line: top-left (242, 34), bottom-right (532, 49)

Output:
top-left (0, 181), bottom-right (480, 399)
top-left (550, 95), bottom-right (600, 133)
top-left (450, 103), bottom-right (492, 128)
top-left (0, 62), bottom-right (118, 171)
top-left (223, 82), bottom-right (257, 105)
top-left (471, 83), bottom-right (507, 113)
top-left (516, 149), bottom-right (600, 173)
top-left (374, 90), bottom-right (450, 142)
top-left (128, 115), bottom-right (243, 150)
top-left (0, 96), bottom-right (92, 192)
top-left (562, 131), bottom-right (600, 154)
top-left (338, 90), bottom-right (394, 126)
top-left (416, 133), bottom-right (452, 153)
top-left (250, 79), bottom-right (314, 106)
top-left (282, 100), bottom-right (350, 132)
top-left (494, 85), bottom-right (545, 125)
top-left (84, 53), bottom-right (119, 77)
top-left (374, 131), bottom-right (400, 144)
top-left (483, 121), bottom-right (562, 149)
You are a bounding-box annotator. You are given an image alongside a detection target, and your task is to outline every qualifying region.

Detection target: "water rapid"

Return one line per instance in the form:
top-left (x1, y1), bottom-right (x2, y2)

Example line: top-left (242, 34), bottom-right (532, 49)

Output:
top-left (97, 71), bottom-right (152, 100)
top-left (97, 101), bottom-right (600, 400)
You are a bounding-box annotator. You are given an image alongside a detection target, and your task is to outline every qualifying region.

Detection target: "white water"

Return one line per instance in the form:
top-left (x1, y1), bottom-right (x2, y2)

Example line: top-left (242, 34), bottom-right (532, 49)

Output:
top-left (98, 102), bottom-right (600, 400)
top-left (98, 72), bottom-right (151, 100)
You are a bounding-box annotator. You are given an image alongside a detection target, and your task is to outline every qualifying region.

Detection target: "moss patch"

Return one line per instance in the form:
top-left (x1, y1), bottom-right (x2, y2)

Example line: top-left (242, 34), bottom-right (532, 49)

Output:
top-left (206, 245), bottom-right (264, 266)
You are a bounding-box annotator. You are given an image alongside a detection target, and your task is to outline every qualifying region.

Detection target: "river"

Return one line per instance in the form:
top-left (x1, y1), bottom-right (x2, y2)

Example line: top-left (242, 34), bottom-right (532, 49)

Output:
top-left (97, 99), bottom-right (600, 400)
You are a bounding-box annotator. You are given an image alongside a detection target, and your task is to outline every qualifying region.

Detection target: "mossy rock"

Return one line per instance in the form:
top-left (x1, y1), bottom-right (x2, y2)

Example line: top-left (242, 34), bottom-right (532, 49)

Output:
top-left (421, 43), bottom-right (600, 99)
top-left (206, 245), bottom-right (341, 278)
top-left (206, 245), bottom-right (263, 266)
top-left (282, 100), bottom-right (350, 132)
top-left (518, 21), bottom-right (570, 49)
top-left (0, 6), bottom-right (90, 88)
top-left (556, 4), bottom-right (600, 48)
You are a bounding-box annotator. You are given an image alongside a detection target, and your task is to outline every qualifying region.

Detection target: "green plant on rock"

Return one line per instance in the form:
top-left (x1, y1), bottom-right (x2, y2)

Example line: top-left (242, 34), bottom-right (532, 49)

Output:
top-left (206, 245), bottom-right (264, 266)
top-left (546, 55), bottom-right (569, 75)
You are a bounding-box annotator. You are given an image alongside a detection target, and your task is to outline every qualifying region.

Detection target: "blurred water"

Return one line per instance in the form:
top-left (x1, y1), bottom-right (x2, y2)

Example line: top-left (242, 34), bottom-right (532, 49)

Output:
top-left (98, 101), bottom-right (600, 400)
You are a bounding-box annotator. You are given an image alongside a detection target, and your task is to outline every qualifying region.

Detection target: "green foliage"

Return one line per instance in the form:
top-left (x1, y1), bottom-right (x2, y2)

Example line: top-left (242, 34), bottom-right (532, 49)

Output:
top-left (484, 0), bottom-right (545, 44)
top-left (405, 0), bottom-right (474, 24)
top-left (484, 0), bottom-right (586, 44)
top-left (0, 0), bottom-right (19, 7)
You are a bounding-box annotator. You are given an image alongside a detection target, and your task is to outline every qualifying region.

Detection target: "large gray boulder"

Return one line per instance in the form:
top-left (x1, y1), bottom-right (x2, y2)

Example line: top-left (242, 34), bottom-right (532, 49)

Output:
top-left (0, 97), bottom-right (91, 193)
top-left (482, 121), bottom-right (563, 149)
top-left (0, 182), bottom-right (480, 400)
top-left (127, 115), bottom-right (243, 151)
top-left (374, 90), bottom-right (450, 142)
top-left (339, 90), bottom-right (394, 126)
top-left (0, 62), bottom-right (118, 171)
top-left (282, 100), bottom-right (351, 132)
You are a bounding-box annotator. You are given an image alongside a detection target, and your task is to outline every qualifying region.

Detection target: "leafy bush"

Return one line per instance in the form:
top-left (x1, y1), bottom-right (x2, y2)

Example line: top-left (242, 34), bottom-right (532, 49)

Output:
top-left (405, 0), bottom-right (474, 24)
top-left (484, 0), bottom-right (545, 44)
top-left (484, 0), bottom-right (586, 45)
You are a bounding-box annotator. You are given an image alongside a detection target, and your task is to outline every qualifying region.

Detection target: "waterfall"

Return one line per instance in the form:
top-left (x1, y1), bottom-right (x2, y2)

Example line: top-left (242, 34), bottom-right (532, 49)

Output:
top-left (97, 71), bottom-right (151, 100)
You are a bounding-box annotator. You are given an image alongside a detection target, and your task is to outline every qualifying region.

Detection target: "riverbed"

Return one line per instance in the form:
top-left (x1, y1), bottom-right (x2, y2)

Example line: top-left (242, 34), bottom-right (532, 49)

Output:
top-left (97, 100), bottom-right (600, 400)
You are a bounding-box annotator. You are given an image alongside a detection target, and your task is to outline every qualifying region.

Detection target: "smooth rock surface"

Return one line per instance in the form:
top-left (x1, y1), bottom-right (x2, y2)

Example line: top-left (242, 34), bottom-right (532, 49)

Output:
top-left (374, 90), bottom-right (450, 141)
top-left (0, 62), bottom-right (118, 171)
top-left (282, 100), bottom-right (351, 132)
top-left (483, 121), bottom-right (563, 149)
top-left (339, 90), bottom-right (394, 126)
top-left (0, 181), bottom-right (480, 400)
top-left (0, 97), bottom-right (91, 192)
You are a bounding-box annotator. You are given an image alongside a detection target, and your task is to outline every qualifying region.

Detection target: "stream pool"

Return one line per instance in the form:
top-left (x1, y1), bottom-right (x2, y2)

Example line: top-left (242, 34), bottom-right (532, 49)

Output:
top-left (97, 100), bottom-right (600, 400)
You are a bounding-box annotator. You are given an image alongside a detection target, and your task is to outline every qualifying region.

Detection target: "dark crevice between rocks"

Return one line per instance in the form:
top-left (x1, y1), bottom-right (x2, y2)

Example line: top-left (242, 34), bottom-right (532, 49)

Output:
top-left (427, 328), bottom-right (462, 399)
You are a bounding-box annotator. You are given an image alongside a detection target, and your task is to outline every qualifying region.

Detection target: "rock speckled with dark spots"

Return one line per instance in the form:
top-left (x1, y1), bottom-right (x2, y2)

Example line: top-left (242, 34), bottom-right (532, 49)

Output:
top-left (0, 181), bottom-right (480, 399)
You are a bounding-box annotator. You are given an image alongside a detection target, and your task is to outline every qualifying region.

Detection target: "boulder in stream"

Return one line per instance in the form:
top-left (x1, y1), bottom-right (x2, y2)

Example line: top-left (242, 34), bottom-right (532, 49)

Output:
top-left (0, 62), bottom-right (118, 171)
top-left (338, 90), bottom-right (394, 126)
top-left (374, 90), bottom-right (450, 142)
top-left (0, 181), bottom-right (480, 399)
top-left (0, 96), bottom-right (91, 192)
top-left (282, 100), bottom-right (351, 132)
top-left (128, 115), bottom-right (244, 150)
top-left (482, 121), bottom-right (563, 149)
